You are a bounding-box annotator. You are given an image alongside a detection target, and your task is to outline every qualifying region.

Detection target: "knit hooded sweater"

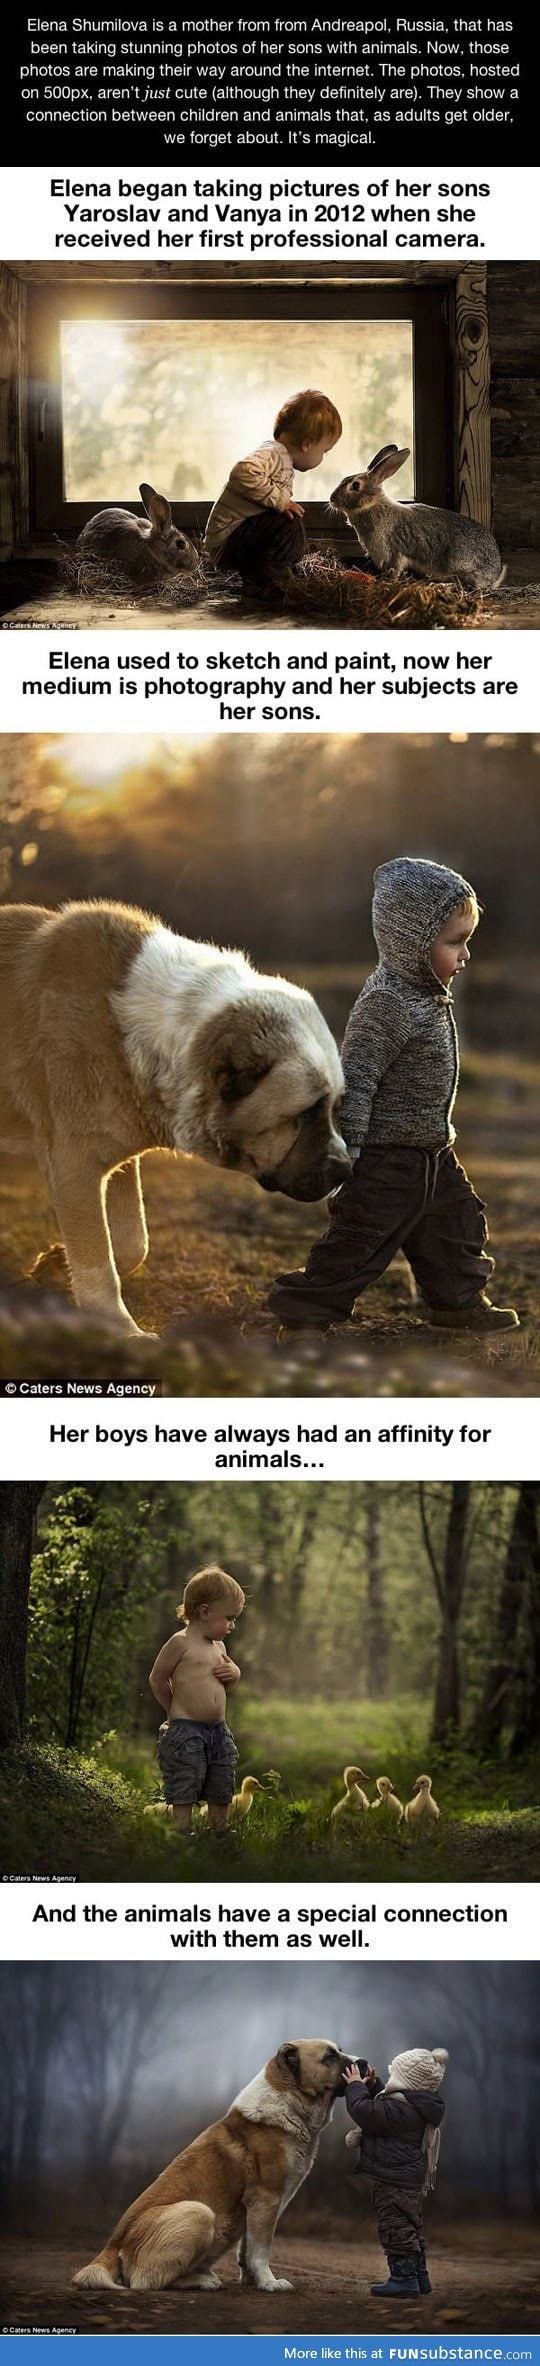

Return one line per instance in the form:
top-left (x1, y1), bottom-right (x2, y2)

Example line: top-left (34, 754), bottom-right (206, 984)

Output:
top-left (341, 856), bottom-right (475, 1158)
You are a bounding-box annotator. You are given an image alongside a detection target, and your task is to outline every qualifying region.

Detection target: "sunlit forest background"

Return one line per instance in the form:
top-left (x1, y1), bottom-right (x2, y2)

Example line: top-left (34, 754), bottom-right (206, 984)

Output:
top-left (1, 1480), bottom-right (539, 1882)
top-left (61, 317), bottom-right (414, 504)
top-left (0, 730), bottom-right (537, 1045)
top-left (0, 732), bottom-right (537, 1394)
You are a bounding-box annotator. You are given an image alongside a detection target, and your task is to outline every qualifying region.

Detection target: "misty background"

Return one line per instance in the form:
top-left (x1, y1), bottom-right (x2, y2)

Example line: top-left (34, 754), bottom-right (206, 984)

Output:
top-left (1, 1962), bottom-right (538, 2230)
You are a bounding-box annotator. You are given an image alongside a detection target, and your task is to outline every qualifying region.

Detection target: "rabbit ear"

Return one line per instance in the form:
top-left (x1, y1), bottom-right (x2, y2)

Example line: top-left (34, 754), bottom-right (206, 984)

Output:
top-left (139, 483), bottom-right (172, 530)
top-left (368, 444), bottom-right (400, 472)
top-left (369, 446), bottom-right (410, 481)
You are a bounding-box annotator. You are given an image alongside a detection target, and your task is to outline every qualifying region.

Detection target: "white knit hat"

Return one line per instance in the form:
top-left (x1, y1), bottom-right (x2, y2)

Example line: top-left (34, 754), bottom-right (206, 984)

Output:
top-left (384, 2047), bottom-right (448, 2095)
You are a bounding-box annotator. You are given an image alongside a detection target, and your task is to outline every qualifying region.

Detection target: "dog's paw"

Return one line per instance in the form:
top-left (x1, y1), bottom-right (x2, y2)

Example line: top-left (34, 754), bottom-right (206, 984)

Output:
top-left (195, 2272), bottom-right (221, 2290)
top-left (256, 2275), bottom-right (293, 2292)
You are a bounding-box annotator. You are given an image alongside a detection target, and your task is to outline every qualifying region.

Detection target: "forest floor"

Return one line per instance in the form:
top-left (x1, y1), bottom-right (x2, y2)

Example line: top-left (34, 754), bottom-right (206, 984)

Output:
top-left (2, 2230), bottom-right (539, 2334)
top-left (2, 1727), bottom-right (539, 1882)
top-left (0, 1094), bottom-right (538, 1392)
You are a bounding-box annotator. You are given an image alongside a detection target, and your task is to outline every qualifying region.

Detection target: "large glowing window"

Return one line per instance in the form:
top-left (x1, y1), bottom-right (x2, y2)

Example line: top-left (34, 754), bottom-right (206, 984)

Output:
top-left (60, 317), bottom-right (415, 505)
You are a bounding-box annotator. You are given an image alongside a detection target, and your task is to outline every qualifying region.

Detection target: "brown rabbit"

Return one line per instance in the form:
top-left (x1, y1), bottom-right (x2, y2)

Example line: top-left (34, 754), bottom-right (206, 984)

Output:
top-left (331, 445), bottom-right (504, 592)
top-left (76, 482), bottom-right (198, 585)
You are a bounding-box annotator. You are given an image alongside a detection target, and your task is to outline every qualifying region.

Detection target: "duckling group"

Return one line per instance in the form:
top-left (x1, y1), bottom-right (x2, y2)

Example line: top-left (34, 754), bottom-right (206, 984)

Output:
top-left (331, 1767), bottom-right (440, 1832)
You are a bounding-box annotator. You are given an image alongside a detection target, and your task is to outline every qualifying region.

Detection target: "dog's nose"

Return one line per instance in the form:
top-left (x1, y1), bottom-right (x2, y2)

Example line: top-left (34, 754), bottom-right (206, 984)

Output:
top-left (324, 1149), bottom-right (351, 1187)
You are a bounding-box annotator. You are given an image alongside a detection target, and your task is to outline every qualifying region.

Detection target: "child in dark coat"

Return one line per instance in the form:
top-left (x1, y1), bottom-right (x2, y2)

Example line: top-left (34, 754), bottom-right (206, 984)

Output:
top-left (343, 2044), bottom-right (448, 2298)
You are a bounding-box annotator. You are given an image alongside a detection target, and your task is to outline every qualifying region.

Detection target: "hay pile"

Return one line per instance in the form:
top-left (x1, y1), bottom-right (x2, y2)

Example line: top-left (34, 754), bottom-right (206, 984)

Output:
top-left (56, 539), bottom-right (204, 610)
top-left (285, 551), bottom-right (480, 629)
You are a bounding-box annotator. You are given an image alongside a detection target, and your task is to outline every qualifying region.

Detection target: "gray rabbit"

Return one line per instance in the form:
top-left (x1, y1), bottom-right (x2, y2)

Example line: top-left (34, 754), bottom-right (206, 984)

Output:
top-left (330, 445), bottom-right (504, 592)
top-left (76, 482), bottom-right (198, 585)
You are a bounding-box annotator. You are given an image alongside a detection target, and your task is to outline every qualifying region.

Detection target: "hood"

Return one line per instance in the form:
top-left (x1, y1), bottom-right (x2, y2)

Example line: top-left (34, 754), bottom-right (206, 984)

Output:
top-left (372, 856), bottom-right (475, 990)
top-left (391, 2086), bottom-right (446, 2127)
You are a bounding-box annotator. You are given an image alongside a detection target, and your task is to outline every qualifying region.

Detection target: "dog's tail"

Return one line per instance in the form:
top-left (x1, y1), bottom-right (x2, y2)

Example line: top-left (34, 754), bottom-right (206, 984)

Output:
top-left (73, 2242), bottom-right (122, 2289)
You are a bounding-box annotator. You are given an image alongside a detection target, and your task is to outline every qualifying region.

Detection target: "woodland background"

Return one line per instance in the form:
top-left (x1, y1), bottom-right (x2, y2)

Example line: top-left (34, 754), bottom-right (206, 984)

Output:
top-left (0, 1479), bottom-right (538, 1881)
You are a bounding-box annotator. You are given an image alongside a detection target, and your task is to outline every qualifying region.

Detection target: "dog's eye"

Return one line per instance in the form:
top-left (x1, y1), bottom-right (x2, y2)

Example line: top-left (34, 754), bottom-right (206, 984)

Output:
top-left (298, 1095), bottom-right (326, 1128)
top-left (323, 2047), bottom-right (338, 2063)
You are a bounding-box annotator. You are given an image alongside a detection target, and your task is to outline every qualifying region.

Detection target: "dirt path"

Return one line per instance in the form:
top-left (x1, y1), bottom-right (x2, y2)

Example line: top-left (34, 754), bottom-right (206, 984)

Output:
top-left (2, 2235), bottom-right (539, 2335)
top-left (0, 1137), bottom-right (537, 1393)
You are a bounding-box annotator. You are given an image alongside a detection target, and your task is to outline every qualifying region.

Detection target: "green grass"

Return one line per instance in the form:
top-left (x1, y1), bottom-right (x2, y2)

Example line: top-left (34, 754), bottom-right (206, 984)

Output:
top-left (2, 1711), bottom-right (539, 1883)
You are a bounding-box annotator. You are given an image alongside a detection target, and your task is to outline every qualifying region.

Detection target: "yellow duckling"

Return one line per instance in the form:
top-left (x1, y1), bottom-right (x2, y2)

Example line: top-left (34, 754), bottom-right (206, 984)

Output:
top-left (331, 1766), bottom-right (370, 1821)
top-left (370, 1774), bottom-right (403, 1818)
top-left (402, 1773), bottom-right (440, 1830)
top-left (199, 1774), bottom-right (265, 1824)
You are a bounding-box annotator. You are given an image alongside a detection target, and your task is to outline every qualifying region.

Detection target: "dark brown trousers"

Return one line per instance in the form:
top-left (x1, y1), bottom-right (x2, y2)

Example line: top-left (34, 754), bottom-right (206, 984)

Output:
top-left (218, 507), bottom-right (306, 590)
top-left (276, 1142), bottom-right (494, 1315)
top-left (373, 2179), bottom-right (424, 2256)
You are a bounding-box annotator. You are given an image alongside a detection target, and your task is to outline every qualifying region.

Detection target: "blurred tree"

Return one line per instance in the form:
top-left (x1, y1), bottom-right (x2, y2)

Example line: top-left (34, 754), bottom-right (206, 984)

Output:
top-left (419, 1482), bottom-right (470, 1743)
top-left (0, 1482), bottom-right (45, 1747)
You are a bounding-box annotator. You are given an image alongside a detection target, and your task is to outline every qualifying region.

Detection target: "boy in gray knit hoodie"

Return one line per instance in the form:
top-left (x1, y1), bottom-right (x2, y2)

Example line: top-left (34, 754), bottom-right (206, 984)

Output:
top-left (267, 855), bottom-right (519, 1333)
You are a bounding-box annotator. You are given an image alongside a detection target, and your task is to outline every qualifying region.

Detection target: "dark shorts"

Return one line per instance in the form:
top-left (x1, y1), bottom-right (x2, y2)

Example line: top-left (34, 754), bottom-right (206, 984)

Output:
top-left (157, 1718), bottom-right (239, 1806)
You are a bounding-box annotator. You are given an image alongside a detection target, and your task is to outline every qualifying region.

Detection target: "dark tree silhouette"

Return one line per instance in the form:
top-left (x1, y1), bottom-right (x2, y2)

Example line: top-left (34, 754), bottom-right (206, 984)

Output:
top-left (0, 1482), bottom-right (45, 1746)
top-left (476, 1484), bottom-right (540, 1755)
top-left (419, 1482), bottom-right (470, 1744)
top-left (365, 1486), bottom-right (389, 1697)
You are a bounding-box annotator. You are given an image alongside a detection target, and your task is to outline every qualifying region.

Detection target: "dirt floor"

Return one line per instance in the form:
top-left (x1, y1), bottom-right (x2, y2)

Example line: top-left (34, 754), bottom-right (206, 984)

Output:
top-left (2, 2233), bottom-right (539, 2335)
top-left (0, 1121), bottom-right (537, 1393)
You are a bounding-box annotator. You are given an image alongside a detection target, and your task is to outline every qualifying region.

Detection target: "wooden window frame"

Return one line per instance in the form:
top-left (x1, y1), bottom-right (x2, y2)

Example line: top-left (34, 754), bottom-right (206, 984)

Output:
top-left (27, 279), bottom-right (454, 543)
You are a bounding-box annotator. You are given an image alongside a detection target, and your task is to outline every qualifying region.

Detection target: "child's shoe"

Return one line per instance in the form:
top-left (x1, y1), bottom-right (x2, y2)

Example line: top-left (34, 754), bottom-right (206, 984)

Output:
top-left (416, 2245), bottom-right (432, 2295)
top-left (427, 1294), bottom-right (519, 1332)
top-left (371, 2252), bottom-right (421, 2298)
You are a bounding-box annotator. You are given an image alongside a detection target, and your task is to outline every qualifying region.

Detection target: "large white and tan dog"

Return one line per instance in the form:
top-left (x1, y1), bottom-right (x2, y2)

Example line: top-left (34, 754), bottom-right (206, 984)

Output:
top-left (0, 901), bottom-right (349, 1336)
top-left (73, 2039), bottom-right (352, 2295)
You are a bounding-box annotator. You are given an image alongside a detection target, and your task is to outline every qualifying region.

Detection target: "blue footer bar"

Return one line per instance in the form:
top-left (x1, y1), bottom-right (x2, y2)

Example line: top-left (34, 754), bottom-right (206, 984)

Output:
top-left (0, 2340), bottom-right (537, 2364)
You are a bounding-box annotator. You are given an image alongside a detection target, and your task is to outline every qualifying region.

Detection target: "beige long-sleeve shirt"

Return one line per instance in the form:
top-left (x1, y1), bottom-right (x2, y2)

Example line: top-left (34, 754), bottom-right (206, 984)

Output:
top-left (204, 437), bottom-right (294, 561)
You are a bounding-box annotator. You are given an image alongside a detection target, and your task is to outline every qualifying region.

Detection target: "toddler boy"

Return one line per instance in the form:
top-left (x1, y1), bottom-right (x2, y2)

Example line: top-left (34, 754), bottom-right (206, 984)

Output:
top-left (149, 1564), bottom-right (245, 1834)
top-left (204, 387), bottom-right (342, 597)
top-left (344, 2044), bottom-right (448, 2298)
top-left (267, 855), bottom-right (519, 1333)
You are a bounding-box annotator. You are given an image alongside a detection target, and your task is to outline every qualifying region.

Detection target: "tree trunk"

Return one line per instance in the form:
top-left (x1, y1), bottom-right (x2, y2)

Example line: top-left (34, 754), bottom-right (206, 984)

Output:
top-left (431, 1611), bottom-right (461, 1736)
top-left (476, 1484), bottom-right (539, 1755)
top-left (508, 1484), bottom-right (540, 1756)
top-left (420, 1482), bottom-right (470, 1746)
top-left (0, 1483), bottom-right (45, 1747)
top-left (365, 1487), bottom-right (388, 1697)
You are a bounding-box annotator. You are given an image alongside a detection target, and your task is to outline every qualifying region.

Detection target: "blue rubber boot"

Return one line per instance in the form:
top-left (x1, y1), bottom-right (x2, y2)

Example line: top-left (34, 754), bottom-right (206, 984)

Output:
top-left (371, 2252), bottom-right (421, 2298)
top-left (417, 2245), bottom-right (432, 2294)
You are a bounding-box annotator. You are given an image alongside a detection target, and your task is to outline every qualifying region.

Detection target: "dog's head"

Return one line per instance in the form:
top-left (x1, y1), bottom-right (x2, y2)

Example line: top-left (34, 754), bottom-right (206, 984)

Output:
top-left (192, 987), bottom-right (350, 1203)
top-left (272, 2039), bottom-right (357, 2102)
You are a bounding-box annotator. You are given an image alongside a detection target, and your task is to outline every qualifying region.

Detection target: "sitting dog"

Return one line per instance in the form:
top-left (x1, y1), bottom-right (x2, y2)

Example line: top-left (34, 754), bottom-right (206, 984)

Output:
top-left (73, 2039), bottom-right (354, 2293)
top-left (0, 900), bottom-right (349, 1337)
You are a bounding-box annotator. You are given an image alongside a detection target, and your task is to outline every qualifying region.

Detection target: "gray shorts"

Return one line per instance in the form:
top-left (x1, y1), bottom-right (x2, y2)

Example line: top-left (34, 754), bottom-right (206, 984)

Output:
top-left (157, 1718), bottom-right (239, 1806)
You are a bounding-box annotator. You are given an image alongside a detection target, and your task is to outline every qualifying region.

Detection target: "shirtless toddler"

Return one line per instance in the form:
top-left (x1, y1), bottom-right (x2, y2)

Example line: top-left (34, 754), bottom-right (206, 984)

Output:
top-left (149, 1564), bottom-right (245, 1834)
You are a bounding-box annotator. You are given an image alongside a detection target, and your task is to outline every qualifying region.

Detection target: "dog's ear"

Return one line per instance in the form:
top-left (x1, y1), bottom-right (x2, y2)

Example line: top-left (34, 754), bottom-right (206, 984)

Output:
top-left (217, 1053), bottom-right (274, 1104)
top-left (277, 2043), bottom-right (302, 2086)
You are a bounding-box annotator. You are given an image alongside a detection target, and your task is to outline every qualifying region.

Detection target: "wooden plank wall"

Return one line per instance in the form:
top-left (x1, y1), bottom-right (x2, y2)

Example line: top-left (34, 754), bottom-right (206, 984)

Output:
top-left (488, 263), bottom-right (540, 552)
top-left (0, 265), bottom-right (29, 557)
top-left (453, 265), bottom-right (491, 529)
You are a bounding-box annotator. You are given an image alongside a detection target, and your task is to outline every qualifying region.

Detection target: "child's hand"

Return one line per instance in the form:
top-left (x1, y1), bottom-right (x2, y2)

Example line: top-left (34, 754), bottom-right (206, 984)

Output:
top-left (343, 2062), bottom-right (375, 2086)
top-left (286, 499), bottom-right (304, 518)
